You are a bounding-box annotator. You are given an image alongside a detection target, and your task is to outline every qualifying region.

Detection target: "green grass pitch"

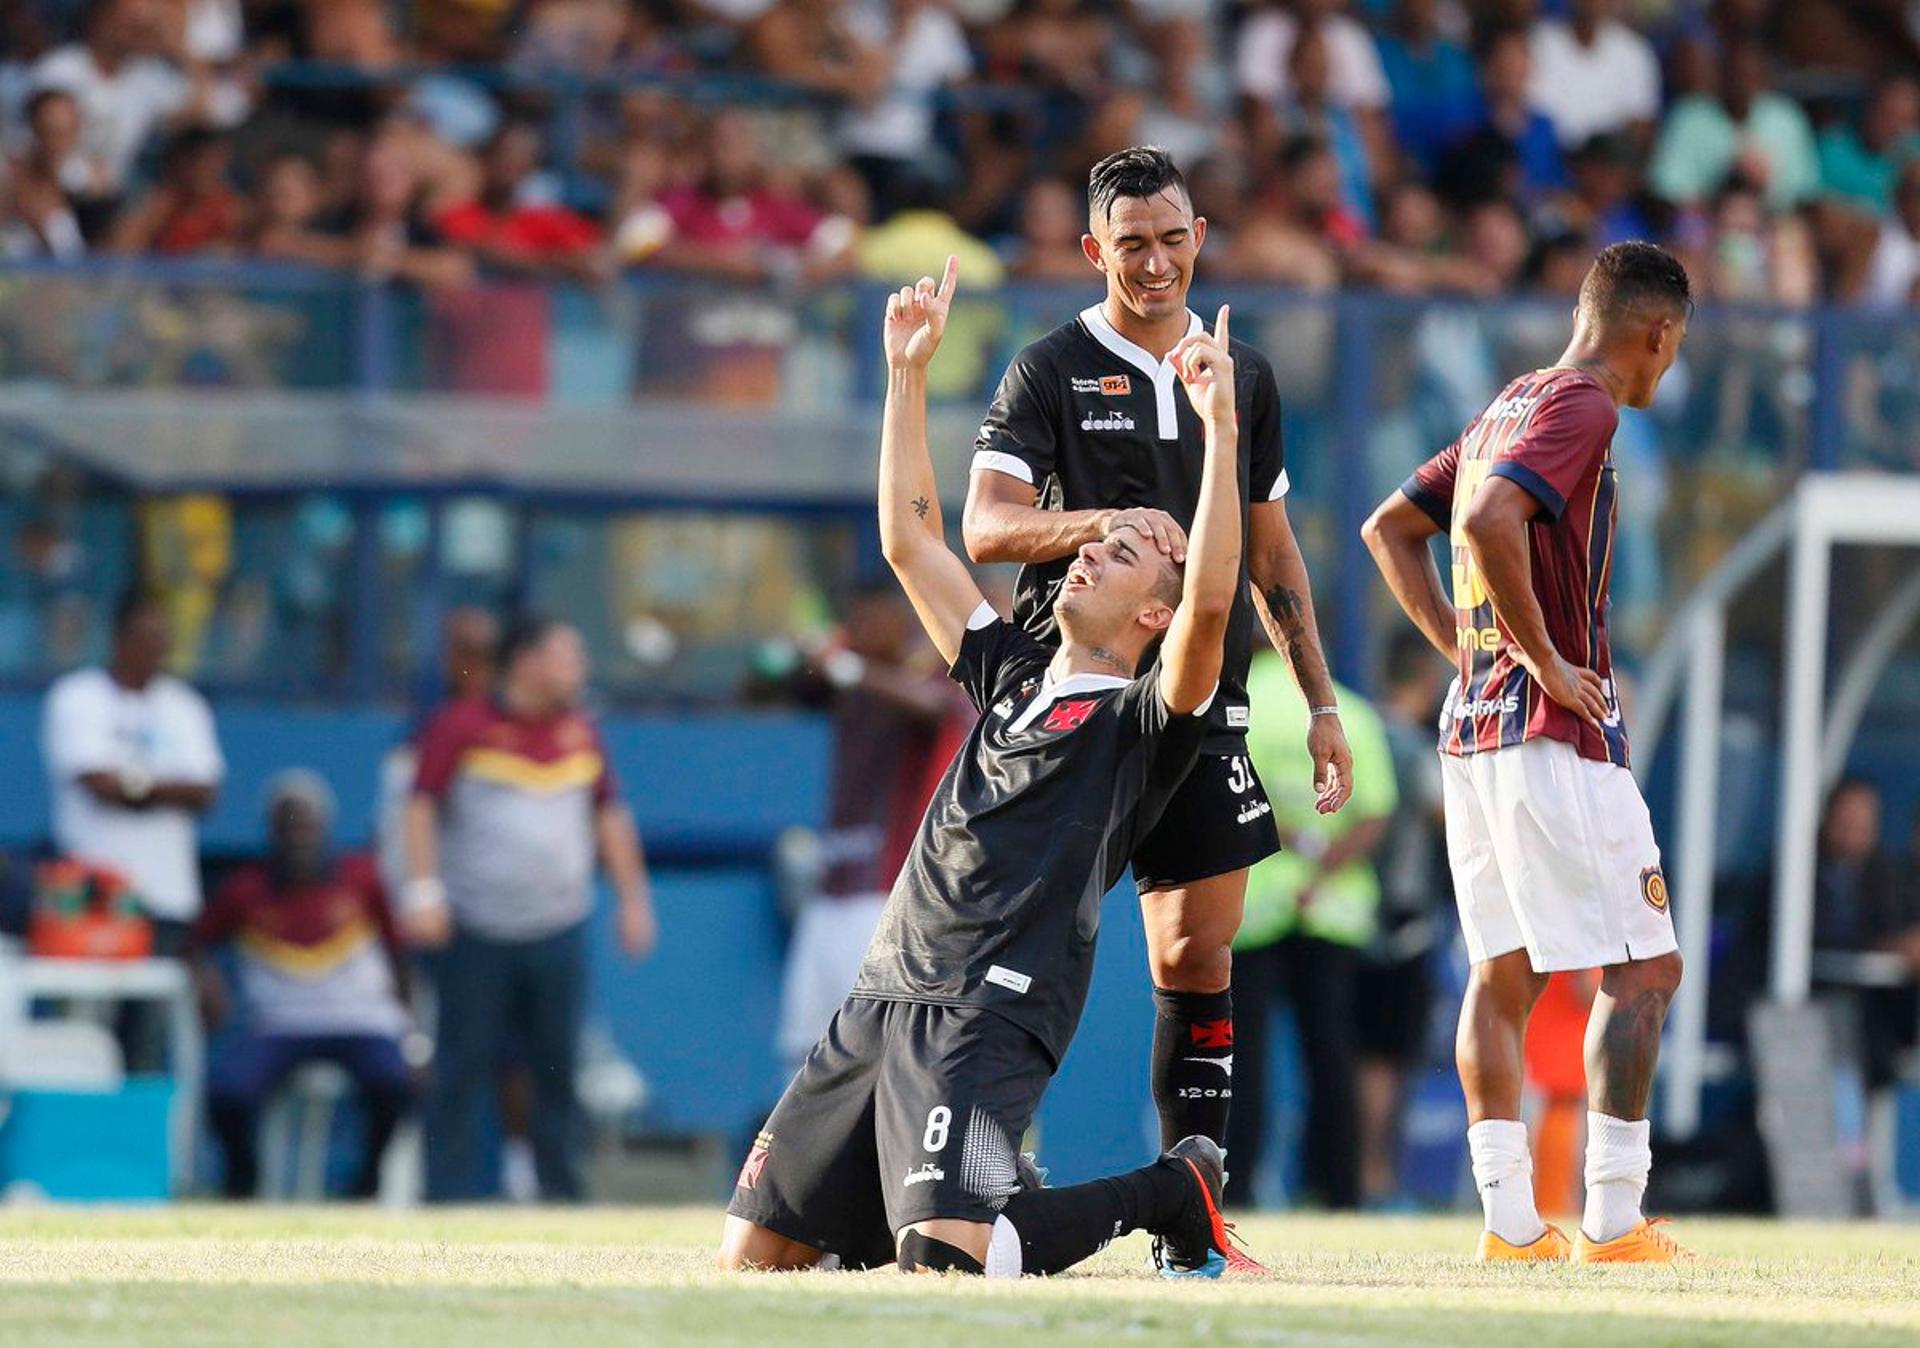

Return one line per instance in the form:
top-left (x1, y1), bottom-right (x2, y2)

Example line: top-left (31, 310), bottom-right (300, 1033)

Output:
top-left (2, 1205), bottom-right (1916, 1346)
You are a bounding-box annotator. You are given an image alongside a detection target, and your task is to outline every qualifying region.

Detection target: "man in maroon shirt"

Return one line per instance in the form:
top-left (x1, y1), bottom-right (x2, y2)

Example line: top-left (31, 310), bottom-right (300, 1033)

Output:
top-left (192, 772), bottom-right (416, 1199)
top-left (1362, 242), bottom-right (1694, 1263)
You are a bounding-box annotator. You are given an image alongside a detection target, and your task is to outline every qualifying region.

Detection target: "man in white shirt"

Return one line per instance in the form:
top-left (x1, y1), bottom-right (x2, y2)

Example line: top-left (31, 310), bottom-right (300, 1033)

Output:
top-left (1528, 0), bottom-right (1661, 149)
top-left (42, 591), bottom-right (224, 947)
top-left (27, 0), bottom-right (248, 205)
top-left (1236, 0), bottom-right (1390, 113)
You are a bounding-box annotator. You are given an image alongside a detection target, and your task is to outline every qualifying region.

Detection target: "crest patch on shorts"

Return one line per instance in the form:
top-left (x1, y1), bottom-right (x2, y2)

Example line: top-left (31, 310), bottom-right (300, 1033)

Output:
top-left (1640, 866), bottom-right (1669, 913)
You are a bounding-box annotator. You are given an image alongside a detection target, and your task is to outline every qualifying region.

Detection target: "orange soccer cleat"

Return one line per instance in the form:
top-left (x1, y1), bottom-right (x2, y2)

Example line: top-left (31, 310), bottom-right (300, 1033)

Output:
top-left (1475, 1224), bottom-right (1572, 1262)
top-left (1573, 1218), bottom-right (1697, 1264)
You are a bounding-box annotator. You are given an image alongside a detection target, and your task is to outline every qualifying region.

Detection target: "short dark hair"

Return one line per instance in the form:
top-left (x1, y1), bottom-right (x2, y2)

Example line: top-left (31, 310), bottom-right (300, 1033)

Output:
top-left (1578, 241), bottom-right (1692, 326)
top-left (1087, 145), bottom-right (1188, 222)
top-left (498, 613), bottom-right (561, 673)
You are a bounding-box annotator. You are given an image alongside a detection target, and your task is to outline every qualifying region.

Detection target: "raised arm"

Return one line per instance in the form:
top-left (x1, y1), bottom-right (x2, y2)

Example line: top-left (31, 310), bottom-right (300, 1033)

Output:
top-left (879, 256), bottom-right (988, 666)
top-left (1360, 487), bottom-right (1457, 662)
top-left (1156, 307), bottom-right (1240, 715)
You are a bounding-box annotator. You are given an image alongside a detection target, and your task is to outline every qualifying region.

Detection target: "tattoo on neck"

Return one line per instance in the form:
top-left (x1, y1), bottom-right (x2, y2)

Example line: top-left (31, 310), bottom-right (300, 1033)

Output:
top-left (1087, 645), bottom-right (1129, 674)
top-left (912, 495), bottom-right (930, 520)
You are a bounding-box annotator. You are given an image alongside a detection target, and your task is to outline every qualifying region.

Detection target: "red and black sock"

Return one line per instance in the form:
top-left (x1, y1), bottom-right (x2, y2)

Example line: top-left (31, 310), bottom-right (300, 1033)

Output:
top-left (1150, 987), bottom-right (1234, 1150)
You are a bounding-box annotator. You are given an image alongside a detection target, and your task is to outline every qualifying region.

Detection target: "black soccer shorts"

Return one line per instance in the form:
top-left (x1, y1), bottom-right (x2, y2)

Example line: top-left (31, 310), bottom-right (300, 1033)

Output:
top-left (1132, 750), bottom-right (1283, 892)
top-left (726, 996), bottom-right (1054, 1268)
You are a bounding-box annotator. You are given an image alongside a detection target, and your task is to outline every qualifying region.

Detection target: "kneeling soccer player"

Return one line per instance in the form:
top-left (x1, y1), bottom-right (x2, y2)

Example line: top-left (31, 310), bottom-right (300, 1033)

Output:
top-left (719, 258), bottom-right (1258, 1278)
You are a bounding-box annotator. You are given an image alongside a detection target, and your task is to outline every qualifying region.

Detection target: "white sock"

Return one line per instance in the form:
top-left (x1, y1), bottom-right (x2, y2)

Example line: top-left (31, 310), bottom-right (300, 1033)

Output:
top-left (984, 1214), bottom-right (1023, 1279)
top-left (1582, 1112), bottom-right (1651, 1242)
top-left (1467, 1118), bottom-right (1544, 1245)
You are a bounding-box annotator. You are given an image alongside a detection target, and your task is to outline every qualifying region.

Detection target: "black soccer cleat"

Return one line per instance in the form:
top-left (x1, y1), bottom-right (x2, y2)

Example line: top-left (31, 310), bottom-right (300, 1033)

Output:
top-left (1152, 1135), bottom-right (1267, 1279)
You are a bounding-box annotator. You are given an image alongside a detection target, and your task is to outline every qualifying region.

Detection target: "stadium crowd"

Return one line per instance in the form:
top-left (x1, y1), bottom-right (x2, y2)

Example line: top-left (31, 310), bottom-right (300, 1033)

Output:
top-left (3, 0), bottom-right (1920, 307)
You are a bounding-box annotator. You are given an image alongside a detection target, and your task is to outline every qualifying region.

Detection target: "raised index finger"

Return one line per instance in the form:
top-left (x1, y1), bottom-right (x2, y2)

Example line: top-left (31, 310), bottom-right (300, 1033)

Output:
top-left (1213, 303), bottom-right (1230, 346)
top-left (937, 254), bottom-right (959, 303)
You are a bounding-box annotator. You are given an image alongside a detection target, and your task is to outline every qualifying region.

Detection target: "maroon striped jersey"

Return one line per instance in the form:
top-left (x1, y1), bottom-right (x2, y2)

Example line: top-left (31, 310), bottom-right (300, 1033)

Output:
top-left (1401, 367), bottom-right (1629, 767)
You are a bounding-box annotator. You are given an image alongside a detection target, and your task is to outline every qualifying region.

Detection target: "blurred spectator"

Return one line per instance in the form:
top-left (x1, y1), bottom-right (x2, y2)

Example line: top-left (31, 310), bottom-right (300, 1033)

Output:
top-left (768, 585), bottom-right (971, 1066)
top-left (1864, 162), bottom-right (1920, 308)
top-left (106, 126), bottom-right (239, 254)
top-left (41, 592), bottom-right (222, 948)
top-left (1435, 24), bottom-right (1564, 210)
top-left (625, 111), bottom-right (853, 281)
top-left (1560, 131), bottom-right (1656, 247)
top-left (1526, 0), bottom-right (1660, 150)
top-left (1691, 178), bottom-right (1818, 306)
top-left (1273, 21), bottom-right (1375, 231)
top-left (28, 0), bottom-right (249, 234)
top-left (1375, 0), bottom-right (1479, 176)
top-left (1224, 661), bottom-right (1396, 1210)
top-left (244, 150), bottom-right (322, 258)
top-left (1812, 779), bottom-right (1918, 1097)
top-left (1220, 135), bottom-right (1344, 286)
top-left (1005, 175), bottom-right (1090, 281)
top-left (1237, 0), bottom-right (1390, 120)
top-left (193, 771), bottom-right (417, 1199)
top-left (1355, 630), bottom-right (1449, 1207)
top-left (403, 616), bottom-right (656, 1202)
top-left (2, 88), bottom-right (91, 257)
top-left (838, 0), bottom-right (974, 219)
top-left (744, 0), bottom-right (891, 102)
top-left (434, 121), bottom-right (608, 282)
top-left (1650, 39), bottom-right (1819, 213)
top-left (1818, 78), bottom-right (1920, 217)
top-left (857, 177), bottom-right (1004, 285)
top-left (306, 131), bottom-right (475, 289)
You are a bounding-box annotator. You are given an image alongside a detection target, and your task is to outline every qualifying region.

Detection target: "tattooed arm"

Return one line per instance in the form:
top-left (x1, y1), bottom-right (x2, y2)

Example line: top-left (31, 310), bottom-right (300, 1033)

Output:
top-left (879, 258), bottom-right (988, 665)
top-left (1248, 498), bottom-right (1353, 813)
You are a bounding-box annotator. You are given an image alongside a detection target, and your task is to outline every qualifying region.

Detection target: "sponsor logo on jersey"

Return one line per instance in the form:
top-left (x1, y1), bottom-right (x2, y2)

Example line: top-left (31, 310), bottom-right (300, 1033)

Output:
top-left (1080, 411), bottom-right (1136, 432)
top-left (1225, 705), bottom-right (1250, 727)
top-left (1069, 374), bottom-right (1133, 396)
top-left (1189, 1018), bottom-right (1234, 1049)
top-left (1452, 692), bottom-right (1521, 719)
top-left (737, 1130), bottom-right (773, 1190)
top-left (1183, 1054), bottom-right (1233, 1077)
top-left (1484, 391), bottom-right (1540, 422)
top-left (904, 1162), bottom-right (947, 1187)
top-left (1640, 865), bottom-right (1669, 913)
top-left (1042, 698), bottom-right (1098, 732)
top-left (985, 964), bottom-right (1033, 994)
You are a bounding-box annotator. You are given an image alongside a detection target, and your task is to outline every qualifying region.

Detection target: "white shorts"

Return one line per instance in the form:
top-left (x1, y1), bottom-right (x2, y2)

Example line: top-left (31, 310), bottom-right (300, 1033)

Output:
top-left (775, 893), bottom-right (889, 1064)
top-left (1441, 737), bottom-right (1678, 972)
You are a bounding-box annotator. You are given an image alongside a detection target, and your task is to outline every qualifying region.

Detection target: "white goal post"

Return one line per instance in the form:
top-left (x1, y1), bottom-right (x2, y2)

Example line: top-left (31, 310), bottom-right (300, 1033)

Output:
top-left (1635, 473), bottom-right (1920, 1139)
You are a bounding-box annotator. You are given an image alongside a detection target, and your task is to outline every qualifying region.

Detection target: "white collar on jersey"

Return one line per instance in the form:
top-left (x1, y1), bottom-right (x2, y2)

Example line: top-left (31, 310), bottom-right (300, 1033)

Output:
top-left (1006, 668), bottom-right (1131, 734)
top-left (1079, 304), bottom-right (1203, 442)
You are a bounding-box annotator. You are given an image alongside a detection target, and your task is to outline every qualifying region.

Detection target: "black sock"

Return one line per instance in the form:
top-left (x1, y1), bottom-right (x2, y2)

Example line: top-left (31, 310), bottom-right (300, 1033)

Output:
top-left (996, 1160), bottom-right (1192, 1275)
top-left (1150, 987), bottom-right (1234, 1150)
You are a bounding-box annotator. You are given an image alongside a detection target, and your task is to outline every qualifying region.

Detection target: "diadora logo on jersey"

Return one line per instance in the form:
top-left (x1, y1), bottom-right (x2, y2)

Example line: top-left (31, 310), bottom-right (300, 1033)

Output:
top-left (1484, 391), bottom-right (1539, 422)
top-left (1042, 699), bottom-right (1099, 732)
top-left (1640, 865), bottom-right (1669, 912)
top-left (1183, 1054), bottom-right (1233, 1077)
top-left (904, 1162), bottom-right (946, 1187)
top-left (1236, 798), bottom-right (1273, 826)
top-left (1080, 411), bottom-right (1136, 432)
top-left (1070, 374), bottom-right (1132, 396)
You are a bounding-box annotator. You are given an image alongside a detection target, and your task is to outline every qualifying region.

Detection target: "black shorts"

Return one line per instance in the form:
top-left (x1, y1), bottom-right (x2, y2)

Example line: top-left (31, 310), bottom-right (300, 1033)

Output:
top-left (1353, 951), bottom-right (1434, 1066)
top-left (1132, 750), bottom-right (1283, 892)
top-left (726, 996), bottom-right (1053, 1268)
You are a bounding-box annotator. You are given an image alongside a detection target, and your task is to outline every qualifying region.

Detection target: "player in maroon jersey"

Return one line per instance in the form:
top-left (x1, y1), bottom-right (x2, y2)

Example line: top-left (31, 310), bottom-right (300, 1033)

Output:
top-left (1362, 242), bottom-right (1696, 1263)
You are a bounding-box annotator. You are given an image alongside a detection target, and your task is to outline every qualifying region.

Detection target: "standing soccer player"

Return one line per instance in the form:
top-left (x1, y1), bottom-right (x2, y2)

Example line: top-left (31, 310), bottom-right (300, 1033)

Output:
top-left (964, 147), bottom-right (1353, 1181)
top-left (1362, 242), bottom-right (1694, 1262)
top-left (721, 259), bottom-right (1257, 1278)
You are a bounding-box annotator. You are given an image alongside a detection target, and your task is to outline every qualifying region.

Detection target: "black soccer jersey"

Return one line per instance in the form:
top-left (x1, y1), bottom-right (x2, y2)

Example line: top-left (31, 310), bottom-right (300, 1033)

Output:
top-left (973, 304), bottom-right (1287, 756)
top-left (851, 606), bottom-right (1209, 1065)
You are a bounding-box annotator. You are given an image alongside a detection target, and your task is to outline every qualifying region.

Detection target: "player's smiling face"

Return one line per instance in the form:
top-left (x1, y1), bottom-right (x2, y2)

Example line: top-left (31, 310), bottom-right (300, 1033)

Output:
top-left (1056, 525), bottom-right (1178, 655)
top-left (1083, 189), bottom-right (1206, 326)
